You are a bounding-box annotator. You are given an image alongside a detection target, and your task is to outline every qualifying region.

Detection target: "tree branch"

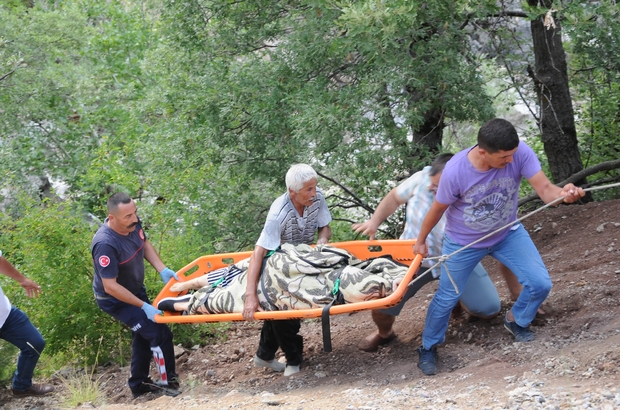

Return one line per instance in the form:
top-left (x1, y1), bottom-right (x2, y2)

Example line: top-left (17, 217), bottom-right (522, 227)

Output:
top-left (492, 10), bottom-right (528, 18)
top-left (0, 59), bottom-right (25, 82)
top-left (327, 193), bottom-right (362, 205)
top-left (316, 171), bottom-right (375, 214)
top-left (460, 10), bottom-right (529, 29)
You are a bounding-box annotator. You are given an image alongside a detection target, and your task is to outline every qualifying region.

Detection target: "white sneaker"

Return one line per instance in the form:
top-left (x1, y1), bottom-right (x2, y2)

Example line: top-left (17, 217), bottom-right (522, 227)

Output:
top-left (283, 365), bottom-right (300, 377)
top-left (253, 355), bottom-right (285, 372)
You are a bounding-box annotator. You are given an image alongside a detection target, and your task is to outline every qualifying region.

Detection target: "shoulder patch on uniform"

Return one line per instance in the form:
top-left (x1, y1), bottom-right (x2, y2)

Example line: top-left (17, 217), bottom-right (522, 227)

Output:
top-left (99, 255), bottom-right (110, 268)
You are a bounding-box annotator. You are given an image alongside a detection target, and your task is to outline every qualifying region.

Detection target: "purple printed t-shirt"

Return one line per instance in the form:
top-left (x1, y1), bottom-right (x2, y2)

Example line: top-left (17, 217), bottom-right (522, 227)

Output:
top-left (435, 141), bottom-right (541, 248)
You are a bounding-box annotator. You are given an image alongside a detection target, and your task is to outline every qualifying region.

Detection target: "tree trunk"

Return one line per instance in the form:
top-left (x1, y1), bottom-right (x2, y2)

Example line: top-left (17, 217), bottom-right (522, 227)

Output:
top-left (404, 107), bottom-right (443, 175)
top-left (403, 84), bottom-right (444, 170)
top-left (411, 107), bottom-right (444, 152)
top-left (527, 1), bottom-right (586, 188)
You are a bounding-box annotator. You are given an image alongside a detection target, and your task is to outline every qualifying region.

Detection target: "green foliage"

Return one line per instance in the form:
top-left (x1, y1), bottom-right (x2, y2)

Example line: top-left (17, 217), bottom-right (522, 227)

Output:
top-left (151, 0), bottom-right (498, 242)
top-left (170, 322), bottom-right (230, 349)
top-left (0, 340), bottom-right (19, 382)
top-left (563, 0), bottom-right (620, 199)
top-left (0, 3), bottom-right (97, 186)
top-left (0, 0), bottom-right (160, 208)
top-left (0, 197), bottom-right (129, 365)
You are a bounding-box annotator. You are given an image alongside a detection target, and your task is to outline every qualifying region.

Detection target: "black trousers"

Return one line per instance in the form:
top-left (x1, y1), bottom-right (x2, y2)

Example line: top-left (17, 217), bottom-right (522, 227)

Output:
top-left (97, 288), bottom-right (177, 389)
top-left (256, 319), bottom-right (303, 366)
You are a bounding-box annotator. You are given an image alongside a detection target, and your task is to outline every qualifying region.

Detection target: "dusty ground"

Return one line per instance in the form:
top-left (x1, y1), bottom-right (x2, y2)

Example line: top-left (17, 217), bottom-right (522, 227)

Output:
top-left (2, 198), bottom-right (620, 409)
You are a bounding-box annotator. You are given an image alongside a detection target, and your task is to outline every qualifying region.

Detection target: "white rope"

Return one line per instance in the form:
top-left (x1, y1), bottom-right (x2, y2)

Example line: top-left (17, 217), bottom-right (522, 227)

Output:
top-left (417, 181), bottom-right (620, 294)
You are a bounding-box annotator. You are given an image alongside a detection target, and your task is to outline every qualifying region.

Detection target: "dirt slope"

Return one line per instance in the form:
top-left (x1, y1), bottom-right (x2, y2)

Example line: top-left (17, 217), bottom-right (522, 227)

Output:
top-left (2, 199), bottom-right (620, 409)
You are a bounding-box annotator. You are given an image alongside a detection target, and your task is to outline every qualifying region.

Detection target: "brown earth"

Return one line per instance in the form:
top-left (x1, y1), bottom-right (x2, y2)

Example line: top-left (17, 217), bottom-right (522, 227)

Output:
top-left (2, 199), bottom-right (620, 409)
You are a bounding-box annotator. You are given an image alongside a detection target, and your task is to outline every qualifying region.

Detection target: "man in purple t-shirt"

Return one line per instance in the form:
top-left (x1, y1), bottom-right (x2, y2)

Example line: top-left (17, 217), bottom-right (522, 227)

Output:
top-left (413, 118), bottom-right (584, 376)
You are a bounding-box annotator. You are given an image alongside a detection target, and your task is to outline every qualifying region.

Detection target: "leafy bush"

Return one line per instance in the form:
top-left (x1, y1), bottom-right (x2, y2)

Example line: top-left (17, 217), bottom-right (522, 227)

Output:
top-left (0, 198), bottom-right (129, 366)
top-left (0, 195), bottom-right (230, 368)
top-left (0, 340), bottom-right (19, 383)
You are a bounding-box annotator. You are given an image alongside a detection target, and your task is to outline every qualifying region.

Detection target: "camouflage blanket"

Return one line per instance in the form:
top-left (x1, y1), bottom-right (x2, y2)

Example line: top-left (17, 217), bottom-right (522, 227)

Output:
top-left (187, 243), bottom-right (408, 314)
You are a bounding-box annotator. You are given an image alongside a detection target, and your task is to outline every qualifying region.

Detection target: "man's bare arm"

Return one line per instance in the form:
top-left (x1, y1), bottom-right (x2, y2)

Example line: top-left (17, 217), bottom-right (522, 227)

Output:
top-left (243, 245), bottom-right (268, 320)
top-left (528, 171), bottom-right (584, 204)
top-left (0, 256), bottom-right (41, 298)
top-left (317, 225), bottom-right (332, 245)
top-left (352, 188), bottom-right (406, 240)
top-left (101, 277), bottom-right (145, 307)
top-left (414, 200), bottom-right (449, 256)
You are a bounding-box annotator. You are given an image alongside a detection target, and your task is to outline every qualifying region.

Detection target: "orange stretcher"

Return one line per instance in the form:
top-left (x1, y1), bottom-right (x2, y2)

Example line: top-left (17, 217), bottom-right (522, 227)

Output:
top-left (153, 240), bottom-right (422, 324)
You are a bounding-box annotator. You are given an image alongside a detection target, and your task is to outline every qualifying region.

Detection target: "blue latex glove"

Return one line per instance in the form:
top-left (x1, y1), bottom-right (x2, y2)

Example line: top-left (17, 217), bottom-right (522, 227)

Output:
top-left (159, 267), bottom-right (179, 283)
top-left (141, 303), bottom-right (161, 322)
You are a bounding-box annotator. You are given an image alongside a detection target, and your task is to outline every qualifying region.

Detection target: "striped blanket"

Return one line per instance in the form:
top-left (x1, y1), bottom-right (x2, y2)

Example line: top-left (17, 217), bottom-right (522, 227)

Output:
top-left (186, 243), bottom-right (408, 314)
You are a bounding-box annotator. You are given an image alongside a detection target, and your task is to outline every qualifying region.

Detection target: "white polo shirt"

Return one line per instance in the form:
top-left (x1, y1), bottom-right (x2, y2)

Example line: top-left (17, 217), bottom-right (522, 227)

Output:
top-left (395, 166), bottom-right (446, 277)
top-left (256, 188), bottom-right (332, 250)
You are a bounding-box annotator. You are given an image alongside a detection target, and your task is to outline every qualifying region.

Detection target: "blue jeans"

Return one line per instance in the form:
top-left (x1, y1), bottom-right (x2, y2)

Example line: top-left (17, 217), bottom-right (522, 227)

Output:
top-left (459, 263), bottom-right (501, 318)
top-left (422, 224), bottom-right (551, 349)
top-left (380, 264), bottom-right (500, 318)
top-left (0, 306), bottom-right (46, 391)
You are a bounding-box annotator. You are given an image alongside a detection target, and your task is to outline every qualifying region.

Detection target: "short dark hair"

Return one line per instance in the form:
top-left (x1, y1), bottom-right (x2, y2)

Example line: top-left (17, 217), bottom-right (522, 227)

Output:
top-left (107, 192), bottom-right (132, 214)
top-left (477, 118), bottom-right (519, 153)
top-left (429, 153), bottom-right (454, 176)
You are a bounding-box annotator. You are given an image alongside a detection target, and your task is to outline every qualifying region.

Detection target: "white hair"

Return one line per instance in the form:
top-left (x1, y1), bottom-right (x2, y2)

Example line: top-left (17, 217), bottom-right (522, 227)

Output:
top-left (285, 164), bottom-right (318, 192)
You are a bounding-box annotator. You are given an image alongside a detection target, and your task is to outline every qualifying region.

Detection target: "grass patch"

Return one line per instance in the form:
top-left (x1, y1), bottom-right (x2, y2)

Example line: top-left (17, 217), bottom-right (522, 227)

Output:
top-left (58, 368), bottom-right (105, 408)
top-left (58, 336), bottom-right (107, 408)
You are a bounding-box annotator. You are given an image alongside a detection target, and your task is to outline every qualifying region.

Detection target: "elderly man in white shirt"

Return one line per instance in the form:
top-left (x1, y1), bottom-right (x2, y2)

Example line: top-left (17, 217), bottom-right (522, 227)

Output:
top-left (243, 164), bottom-right (332, 377)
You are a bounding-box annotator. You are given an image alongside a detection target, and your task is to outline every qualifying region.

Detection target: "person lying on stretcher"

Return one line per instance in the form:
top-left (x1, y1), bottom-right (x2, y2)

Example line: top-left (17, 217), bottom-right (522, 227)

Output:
top-left (157, 262), bottom-right (245, 313)
top-left (157, 243), bottom-right (410, 315)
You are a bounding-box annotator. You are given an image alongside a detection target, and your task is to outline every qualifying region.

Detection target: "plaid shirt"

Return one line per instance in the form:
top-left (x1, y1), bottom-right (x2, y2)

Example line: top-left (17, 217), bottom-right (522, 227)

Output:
top-left (396, 166), bottom-right (446, 277)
